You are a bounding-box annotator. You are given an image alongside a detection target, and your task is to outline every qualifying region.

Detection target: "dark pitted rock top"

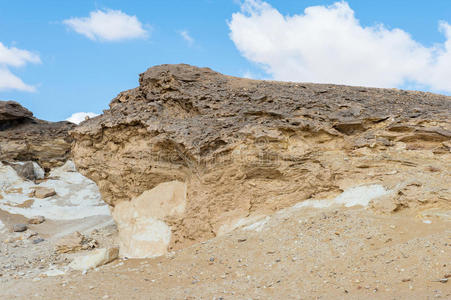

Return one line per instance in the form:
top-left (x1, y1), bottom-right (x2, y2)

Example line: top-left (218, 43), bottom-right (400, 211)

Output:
top-left (0, 100), bottom-right (33, 122)
top-left (0, 100), bottom-right (75, 171)
top-left (74, 64), bottom-right (451, 149)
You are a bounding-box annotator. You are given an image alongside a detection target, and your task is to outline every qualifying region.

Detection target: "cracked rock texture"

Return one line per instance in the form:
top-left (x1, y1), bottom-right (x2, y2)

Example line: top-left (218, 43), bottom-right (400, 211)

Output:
top-left (0, 101), bottom-right (75, 171)
top-left (72, 64), bottom-right (451, 255)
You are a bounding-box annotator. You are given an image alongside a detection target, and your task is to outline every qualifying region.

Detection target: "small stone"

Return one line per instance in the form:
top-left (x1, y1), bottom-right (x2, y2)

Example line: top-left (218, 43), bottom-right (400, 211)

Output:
top-left (29, 216), bottom-right (45, 224)
top-left (33, 238), bottom-right (45, 244)
top-left (13, 224), bottom-right (27, 232)
top-left (32, 187), bottom-right (56, 199)
top-left (26, 231), bottom-right (38, 239)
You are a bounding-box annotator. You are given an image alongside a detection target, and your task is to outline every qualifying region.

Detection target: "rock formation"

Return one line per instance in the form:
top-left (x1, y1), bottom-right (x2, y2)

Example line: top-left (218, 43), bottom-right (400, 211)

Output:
top-left (0, 100), bottom-right (75, 171)
top-left (71, 64), bottom-right (451, 258)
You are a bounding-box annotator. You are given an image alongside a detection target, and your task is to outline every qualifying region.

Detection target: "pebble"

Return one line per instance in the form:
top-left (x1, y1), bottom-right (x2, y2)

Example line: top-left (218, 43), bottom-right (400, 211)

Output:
top-left (13, 224), bottom-right (27, 232)
top-left (29, 216), bottom-right (46, 225)
top-left (32, 238), bottom-right (45, 244)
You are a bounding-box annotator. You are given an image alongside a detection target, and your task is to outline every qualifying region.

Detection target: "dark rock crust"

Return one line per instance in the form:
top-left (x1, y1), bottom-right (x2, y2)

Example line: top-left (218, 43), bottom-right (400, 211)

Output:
top-left (0, 100), bottom-right (75, 171)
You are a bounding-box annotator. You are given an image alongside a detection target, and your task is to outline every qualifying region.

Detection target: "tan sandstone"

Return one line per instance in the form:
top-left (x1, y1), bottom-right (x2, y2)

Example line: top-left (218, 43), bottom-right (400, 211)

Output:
top-left (71, 64), bottom-right (451, 257)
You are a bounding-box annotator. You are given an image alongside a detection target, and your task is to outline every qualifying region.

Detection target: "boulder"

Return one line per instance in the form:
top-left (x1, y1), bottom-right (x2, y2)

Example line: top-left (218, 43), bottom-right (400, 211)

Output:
top-left (9, 161), bottom-right (45, 181)
top-left (69, 247), bottom-right (119, 270)
top-left (32, 187), bottom-right (56, 199)
top-left (11, 162), bottom-right (35, 181)
top-left (71, 64), bottom-right (451, 256)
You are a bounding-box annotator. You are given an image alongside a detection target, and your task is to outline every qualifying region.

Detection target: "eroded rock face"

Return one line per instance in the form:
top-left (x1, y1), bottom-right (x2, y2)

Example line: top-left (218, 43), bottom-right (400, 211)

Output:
top-left (72, 64), bottom-right (451, 256)
top-left (0, 100), bottom-right (75, 171)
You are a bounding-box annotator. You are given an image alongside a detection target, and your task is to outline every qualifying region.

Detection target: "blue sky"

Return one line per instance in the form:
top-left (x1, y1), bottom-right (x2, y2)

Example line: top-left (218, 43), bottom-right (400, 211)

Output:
top-left (0, 0), bottom-right (450, 121)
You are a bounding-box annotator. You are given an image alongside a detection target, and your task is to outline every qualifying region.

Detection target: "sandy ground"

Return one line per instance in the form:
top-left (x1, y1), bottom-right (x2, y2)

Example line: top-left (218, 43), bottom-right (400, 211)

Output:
top-left (1, 204), bottom-right (450, 299)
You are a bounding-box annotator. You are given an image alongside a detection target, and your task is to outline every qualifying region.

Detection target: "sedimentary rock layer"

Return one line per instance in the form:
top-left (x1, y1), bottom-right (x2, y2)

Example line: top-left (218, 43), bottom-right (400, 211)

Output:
top-left (71, 64), bottom-right (451, 256)
top-left (0, 101), bottom-right (75, 171)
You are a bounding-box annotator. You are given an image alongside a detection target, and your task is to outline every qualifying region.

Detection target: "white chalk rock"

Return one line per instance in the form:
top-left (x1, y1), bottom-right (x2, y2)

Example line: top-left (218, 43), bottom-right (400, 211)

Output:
top-left (0, 160), bottom-right (110, 220)
top-left (69, 247), bottom-right (119, 271)
top-left (113, 180), bottom-right (186, 259)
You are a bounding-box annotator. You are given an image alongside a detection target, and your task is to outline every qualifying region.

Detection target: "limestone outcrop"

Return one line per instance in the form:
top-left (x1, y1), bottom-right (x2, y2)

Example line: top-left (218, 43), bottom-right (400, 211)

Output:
top-left (71, 64), bottom-right (451, 257)
top-left (0, 100), bottom-right (75, 171)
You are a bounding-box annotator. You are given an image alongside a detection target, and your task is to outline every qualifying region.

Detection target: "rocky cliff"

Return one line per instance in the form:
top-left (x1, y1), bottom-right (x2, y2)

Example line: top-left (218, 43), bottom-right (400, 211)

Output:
top-left (71, 64), bottom-right (451, 258)
top-left (0, 101), bottom-right (75, 171)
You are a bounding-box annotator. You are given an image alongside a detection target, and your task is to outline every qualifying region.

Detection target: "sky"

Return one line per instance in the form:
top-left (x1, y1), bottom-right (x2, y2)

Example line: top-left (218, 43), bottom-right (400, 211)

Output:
top-left (0, 0), bottom-right (450, 122)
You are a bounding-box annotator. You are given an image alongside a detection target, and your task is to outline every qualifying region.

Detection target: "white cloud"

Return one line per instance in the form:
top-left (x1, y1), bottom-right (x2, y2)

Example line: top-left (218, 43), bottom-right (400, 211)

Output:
top-left (229, 0), bottom-right (451, 93)
top-left (0, 68), bottom-right (36, 92)
top-left (0, 42), bottom-right (40, 92)
top-left (66, 112), bottom-right (99, 124)
top-left (63, 9), bottom-right (148, 42)
top-left (242, 70), bottom-right (255, 79)
top-left (179, 30), bottom-right (194, 45)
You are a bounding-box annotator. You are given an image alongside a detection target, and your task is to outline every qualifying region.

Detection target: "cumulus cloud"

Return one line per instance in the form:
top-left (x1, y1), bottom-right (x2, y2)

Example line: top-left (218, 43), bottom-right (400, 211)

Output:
top-left (242, 70), bottom-right (255, 79)
top-left (229, 0), bottom-right (451, 93)
top-left (63, 9), bottom-right (148, 42)
top-left (0, 42), bottom-right (41, 92)
top-left (179, 30), bottom-right (194, 45)
top-left (66, 112), bottom-right (99, 124)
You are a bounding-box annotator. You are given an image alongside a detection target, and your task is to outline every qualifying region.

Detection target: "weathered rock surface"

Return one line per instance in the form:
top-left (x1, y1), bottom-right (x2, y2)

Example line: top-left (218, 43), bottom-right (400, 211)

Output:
top-left (0, 101), bottom-right (33, 122)
top-left (72, 64), bottom-right (451, 257)
top-left (0, 100), bottom-right (75, 171)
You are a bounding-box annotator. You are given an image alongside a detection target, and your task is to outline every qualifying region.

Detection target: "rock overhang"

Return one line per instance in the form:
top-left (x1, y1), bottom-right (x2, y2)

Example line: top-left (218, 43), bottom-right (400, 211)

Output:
top-left (70, 64), bottom-right (451, 257)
